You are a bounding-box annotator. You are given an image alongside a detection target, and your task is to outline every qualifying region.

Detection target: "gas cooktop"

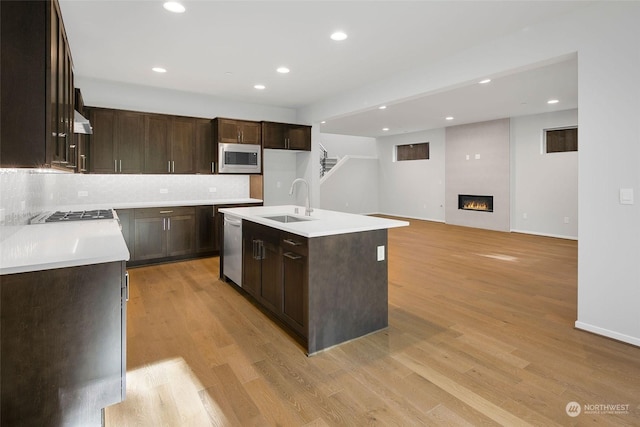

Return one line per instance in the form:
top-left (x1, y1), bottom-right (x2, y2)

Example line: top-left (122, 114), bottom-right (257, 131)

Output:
top-left (31, 209), bottom-right (115, 224)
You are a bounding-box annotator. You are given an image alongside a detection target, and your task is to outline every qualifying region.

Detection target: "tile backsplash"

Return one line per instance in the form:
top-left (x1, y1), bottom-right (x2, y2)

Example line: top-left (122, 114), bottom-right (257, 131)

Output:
top-left (0, 168), bottom-right (249, 228)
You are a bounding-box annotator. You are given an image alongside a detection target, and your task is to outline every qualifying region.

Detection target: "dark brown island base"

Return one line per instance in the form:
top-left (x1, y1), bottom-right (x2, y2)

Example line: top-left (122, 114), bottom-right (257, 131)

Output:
top-left (219, 205), bottom-right (408, 355)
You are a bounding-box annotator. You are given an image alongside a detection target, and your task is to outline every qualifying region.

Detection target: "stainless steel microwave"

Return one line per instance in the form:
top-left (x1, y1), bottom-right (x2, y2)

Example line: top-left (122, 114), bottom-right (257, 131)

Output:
top-left (218, 143), bottom-right (261, 174)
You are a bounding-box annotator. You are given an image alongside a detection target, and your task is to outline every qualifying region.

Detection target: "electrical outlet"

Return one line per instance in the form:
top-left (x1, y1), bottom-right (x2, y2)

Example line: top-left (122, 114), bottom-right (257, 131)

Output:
top-left (209, 187), bottom-right (217, 193)
top-left (159, 188), bottom-right (168, 194)
top-left (564, 216), bottom-right (570, 224)
top-left (475, 153), bottom-right (481, 160)
top-left (377, 245), bottom-right (385, 261)
top-left (523, 212), bottom-right (528, 219)
top-left (78, 190), bottom-right (88, 197)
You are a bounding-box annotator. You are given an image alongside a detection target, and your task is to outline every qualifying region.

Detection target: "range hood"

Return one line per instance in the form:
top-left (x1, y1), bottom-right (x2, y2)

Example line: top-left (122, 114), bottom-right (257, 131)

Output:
top-left (73, 110), bottom-right (93, 134)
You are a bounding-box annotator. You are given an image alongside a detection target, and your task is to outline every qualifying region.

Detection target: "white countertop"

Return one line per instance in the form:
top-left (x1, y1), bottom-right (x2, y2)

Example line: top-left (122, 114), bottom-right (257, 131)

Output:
top-left (219, 205), bottom-right (409, 238)
top-left (0, 219), bottom-right (130, 275)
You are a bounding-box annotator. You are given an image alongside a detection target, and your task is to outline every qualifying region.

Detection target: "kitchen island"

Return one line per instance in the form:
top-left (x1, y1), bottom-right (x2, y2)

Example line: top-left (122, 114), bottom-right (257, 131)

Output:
top-left (219, 205), bottom-right (408, 354)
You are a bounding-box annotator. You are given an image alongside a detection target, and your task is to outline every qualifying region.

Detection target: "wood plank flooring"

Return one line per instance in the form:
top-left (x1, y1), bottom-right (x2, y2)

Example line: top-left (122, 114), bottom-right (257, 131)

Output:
top-left (105, 219), bottom-right (640, 426)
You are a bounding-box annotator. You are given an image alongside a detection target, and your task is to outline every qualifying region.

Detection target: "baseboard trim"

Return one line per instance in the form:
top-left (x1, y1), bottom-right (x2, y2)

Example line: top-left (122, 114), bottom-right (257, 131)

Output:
top-left (575, 321), bottom-right (640, 347)
top-left (510, 228), bottom-right (577, 240)
top-left (372, 212), bottom-right (445, 223)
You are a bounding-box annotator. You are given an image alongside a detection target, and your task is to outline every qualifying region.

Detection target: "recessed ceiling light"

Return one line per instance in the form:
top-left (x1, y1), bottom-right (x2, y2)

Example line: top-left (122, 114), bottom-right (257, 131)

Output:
top-left (445, 116), bottom-right (454, 120)
top-left (547, 99), bottom-right (559, 104)
top-left (163, 2), bottom-right (185, 13)
top-left (382, 127), bottom-right (389, 131)
top-left (152, 67), bottom-right (167, 73)
top-left (330, 31), bottom-right (348, 41)
top-left (276, 66), bottom-right (290, 74)
top-left (479, 79), bottom-right (491, 84)
top-left (254, 84), bottom-right (266, 90)
top-left (379, 105), bottom-right (387, 110)
top-left (321, 121), bottom-right (326, 124)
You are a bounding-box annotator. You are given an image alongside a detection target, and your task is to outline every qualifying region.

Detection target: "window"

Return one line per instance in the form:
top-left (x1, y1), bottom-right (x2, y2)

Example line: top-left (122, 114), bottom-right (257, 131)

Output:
top-left (545, 127), bottom-right (577, 153)
top-left (396, 142), bottom-right (429, 161)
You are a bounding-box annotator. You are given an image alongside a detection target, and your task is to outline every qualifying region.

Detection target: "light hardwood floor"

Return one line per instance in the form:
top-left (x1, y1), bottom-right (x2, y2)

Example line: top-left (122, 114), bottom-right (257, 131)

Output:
top-left (106, 219), bottom-right (640, 426)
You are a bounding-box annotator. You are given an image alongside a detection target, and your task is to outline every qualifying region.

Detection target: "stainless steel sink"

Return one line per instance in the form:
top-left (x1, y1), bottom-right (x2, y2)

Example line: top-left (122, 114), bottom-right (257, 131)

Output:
top-left (262, 214), bottom-right (313, 223)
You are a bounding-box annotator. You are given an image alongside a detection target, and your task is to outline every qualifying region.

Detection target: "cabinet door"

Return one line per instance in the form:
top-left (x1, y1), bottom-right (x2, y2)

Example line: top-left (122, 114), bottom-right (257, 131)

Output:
top-left (262, 122), bottom-right (286, 149)
top-left (216, 118), bottom-right (241, 143)
top-left (239, 121), bottom-right (262, 145)
top-left (144, 115), bottom-right (170, 173)
top-left (260, 239), bottom-right (281, 312)
top-left (167, 213), bottom-right (196, 257)
top-left (195, 206), bottom-right (215, 254)
top-left (282, 251), bottom-right (307, 336)
top-left (287, 125), bottom-right (311, 151)
top-left (116, 111), bottom-right (144, 173)
top-left (133, 217), bottom-right (166, 260)
top-left (171, 117), bottom-right (195, 174)
top-left (242, 235), bottom-right (261, 298)
top-left (195, 119), bottom-right (213, 174)
top-left (88, 109), bottom-right (117, 173)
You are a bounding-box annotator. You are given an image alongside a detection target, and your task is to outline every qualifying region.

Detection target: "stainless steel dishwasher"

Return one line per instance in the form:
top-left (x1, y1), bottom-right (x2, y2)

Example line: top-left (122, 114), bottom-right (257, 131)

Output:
top-left (223, 213), bottom-right (243, 287)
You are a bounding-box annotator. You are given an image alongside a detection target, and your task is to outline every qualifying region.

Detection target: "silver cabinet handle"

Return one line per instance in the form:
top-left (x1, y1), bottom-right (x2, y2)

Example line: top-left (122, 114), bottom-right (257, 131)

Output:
top-left (125, 271), bottom-right (130, 301)
top-left (163, 217), bottom-right (166, 230)
top-left (172, 161), bottom-right (175, 173)
top-left (114, 159), bottom-right (118, 173)
top-left (167, 217), bottom-right (171, 230)
top-left (211, 162), bottom-right (215, 174)
top-left (119, 159), bottom-right (122, 172)
top-left (283, 238), bottom-right (302, 246)
top-left (283, 252), bottom-right (302, 260)
top-left (159, 210), bottom-right (173, 214)
top-left (168, 161), bottom-right (171, 173)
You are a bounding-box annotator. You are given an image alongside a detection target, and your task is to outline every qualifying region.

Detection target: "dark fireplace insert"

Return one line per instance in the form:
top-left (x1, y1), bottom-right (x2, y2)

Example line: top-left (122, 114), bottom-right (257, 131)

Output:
top-left (458, 194), bottom-right (493, 212)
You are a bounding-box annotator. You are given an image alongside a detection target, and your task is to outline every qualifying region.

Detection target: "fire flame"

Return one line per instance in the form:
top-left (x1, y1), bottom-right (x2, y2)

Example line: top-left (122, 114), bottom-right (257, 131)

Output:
top-left (463, 200), bottom-right (489, 211)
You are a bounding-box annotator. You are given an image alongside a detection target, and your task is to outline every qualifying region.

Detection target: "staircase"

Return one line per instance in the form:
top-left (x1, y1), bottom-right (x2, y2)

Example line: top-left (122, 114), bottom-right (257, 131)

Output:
top-left (319, 142), bottom-right (339, 178)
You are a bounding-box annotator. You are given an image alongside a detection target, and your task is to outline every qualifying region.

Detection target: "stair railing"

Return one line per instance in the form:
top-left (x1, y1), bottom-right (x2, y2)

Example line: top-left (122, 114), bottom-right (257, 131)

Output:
top-left (319, 143), bottom-right (329, 178)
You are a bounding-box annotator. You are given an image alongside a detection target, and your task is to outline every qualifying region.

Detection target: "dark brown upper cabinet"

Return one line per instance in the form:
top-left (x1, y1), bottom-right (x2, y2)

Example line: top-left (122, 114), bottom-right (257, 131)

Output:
top-left (262, 122), bottom-right (311, 151)
top-left (144, 115), bottom-right (196, 174)
top-left (213, 118), bottom-right (262, 145)
top-left (1, 0), bottom-right (75, 169)
top-left (87, 108), bottom-right (144, 174)
top-left (195, 118), bottom-right (214, 174)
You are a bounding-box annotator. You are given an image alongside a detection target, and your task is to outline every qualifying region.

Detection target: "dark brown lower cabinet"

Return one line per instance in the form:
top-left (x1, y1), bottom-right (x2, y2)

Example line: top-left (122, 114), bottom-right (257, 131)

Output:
top-left (239, 221), bottom-right (389, 355)
top-left (133, 207), bottom-right (195, 262)
top-left (0, 261), bottom-right (127, 426)
top-left (242, 221), bottom-right (282, 314)
top-left (195, 206), bottom-right (215, 254)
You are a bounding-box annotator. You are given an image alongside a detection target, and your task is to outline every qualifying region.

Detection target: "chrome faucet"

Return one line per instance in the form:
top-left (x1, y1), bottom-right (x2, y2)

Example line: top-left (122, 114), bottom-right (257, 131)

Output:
top-left (289, 178), bottom-right (313, 216)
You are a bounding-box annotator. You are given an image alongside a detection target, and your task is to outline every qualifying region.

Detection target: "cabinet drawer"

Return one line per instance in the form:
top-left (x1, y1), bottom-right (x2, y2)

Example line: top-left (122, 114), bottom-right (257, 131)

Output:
top-left (134, 206), bottom-right (195, 218)
top-left (281, 232), bottom-right (308, 256)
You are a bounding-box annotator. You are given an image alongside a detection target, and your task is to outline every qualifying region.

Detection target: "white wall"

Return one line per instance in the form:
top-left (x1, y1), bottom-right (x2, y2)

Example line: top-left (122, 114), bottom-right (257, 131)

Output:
top-left (511, 109), bottom-right (578, 239)
top-left (319, 157), bottom-right (379, 214)
top-left (262, 150), bottom-right (298, 206)
top-left (319, 133), bottom-right (377, 159)
top-left (376, 129), bottom-right (446, 221)
top-left (300, 2), bottom-right (640, 346)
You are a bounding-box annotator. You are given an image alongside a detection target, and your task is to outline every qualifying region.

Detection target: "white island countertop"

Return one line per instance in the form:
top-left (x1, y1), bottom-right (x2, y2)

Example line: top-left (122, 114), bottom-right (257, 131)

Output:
top-left (219, 205), bottom-right (409, 238)
top-left (0, 219), bottom-right (130, 275)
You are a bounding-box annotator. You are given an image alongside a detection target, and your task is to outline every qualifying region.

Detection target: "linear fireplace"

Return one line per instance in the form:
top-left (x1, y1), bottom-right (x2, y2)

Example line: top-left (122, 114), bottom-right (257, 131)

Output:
top-left (458, 194), bottom-right (493, 212)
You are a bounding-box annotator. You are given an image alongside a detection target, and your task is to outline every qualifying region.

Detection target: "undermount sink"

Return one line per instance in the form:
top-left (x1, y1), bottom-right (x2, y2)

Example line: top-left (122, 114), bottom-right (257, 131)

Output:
top-left (262, 214), bottom-right (314, 223)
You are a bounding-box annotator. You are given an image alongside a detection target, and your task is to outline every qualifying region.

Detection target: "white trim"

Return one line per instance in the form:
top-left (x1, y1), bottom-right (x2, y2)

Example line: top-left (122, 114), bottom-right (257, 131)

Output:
top-left (510, 228), bottom-right (578, 240)
top-left (575, 321), bottom-right (640, 348)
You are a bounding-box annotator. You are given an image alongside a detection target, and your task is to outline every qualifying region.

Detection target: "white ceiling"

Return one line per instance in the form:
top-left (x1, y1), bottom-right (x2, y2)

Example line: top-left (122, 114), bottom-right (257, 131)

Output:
top-left (59, 0), bottom-right (585, 138)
